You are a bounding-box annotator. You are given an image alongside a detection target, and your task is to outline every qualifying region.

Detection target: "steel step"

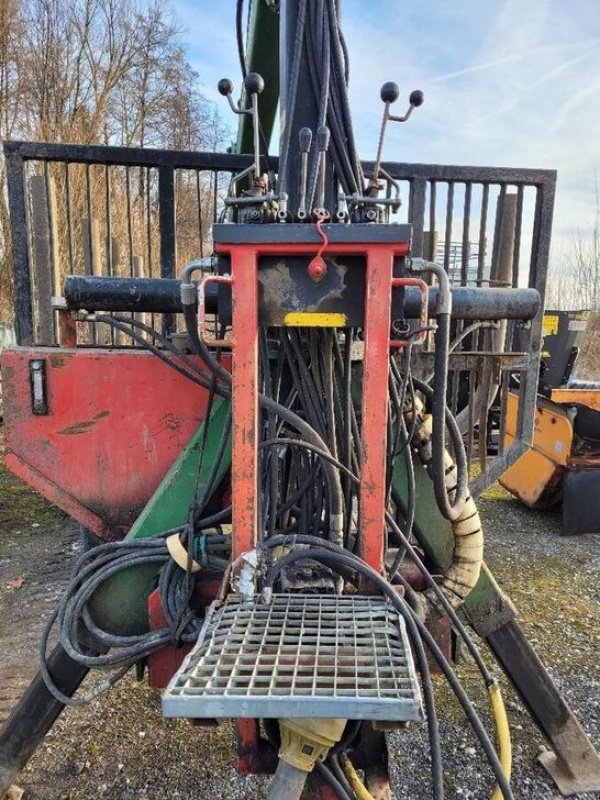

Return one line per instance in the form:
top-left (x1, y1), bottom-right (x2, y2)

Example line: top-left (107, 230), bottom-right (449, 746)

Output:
top-left (162, 593), bottom-right (423, 721)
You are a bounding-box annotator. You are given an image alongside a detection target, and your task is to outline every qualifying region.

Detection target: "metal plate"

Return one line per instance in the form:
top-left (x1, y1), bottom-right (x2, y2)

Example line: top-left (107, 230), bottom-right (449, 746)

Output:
top-left (163, 593), bottom-right (423, 721)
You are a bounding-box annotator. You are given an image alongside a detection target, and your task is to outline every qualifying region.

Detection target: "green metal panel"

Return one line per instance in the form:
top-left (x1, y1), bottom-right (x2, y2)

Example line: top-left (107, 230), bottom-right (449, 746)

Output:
top-left (236, 0), bottom-right (280, 154)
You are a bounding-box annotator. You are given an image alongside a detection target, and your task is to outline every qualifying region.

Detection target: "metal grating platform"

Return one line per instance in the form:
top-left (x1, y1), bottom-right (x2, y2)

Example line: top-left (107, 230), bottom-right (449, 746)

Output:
top-left (163, 593), bottom-right (423, 721)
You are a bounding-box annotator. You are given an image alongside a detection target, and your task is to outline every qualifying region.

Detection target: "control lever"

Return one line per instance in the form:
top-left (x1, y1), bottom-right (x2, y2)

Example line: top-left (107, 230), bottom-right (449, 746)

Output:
top-left (218, 73), bottom-right (265, 185)
top-left (314, 125), bottom-right (331, 218)
top-left (370, 82), bottom-right (424, 194)
top-left (297, 127), bottom-right (312, 220)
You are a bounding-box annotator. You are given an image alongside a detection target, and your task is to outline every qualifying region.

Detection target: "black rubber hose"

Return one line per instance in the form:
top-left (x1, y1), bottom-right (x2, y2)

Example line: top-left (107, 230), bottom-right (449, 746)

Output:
top-left (431, 312), bottom-right (469, 520)
top-left (182, 304), bottom-right (345, 536)
top-left (264, 546), bottom-right (512, 800)
top-left (264, 545), bottom-right (443, 798)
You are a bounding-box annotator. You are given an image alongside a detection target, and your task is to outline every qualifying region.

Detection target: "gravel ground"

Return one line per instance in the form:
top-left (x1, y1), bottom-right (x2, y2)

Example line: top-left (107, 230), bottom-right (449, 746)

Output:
top-left (0, 454), bottom-right (599, 800)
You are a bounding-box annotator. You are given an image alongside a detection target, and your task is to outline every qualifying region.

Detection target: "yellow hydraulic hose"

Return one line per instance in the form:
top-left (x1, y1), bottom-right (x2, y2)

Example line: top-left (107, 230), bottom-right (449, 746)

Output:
top-left (339, 754), bottom-right (376, 800)
top-left (489, 679), bottom-right (512, 799)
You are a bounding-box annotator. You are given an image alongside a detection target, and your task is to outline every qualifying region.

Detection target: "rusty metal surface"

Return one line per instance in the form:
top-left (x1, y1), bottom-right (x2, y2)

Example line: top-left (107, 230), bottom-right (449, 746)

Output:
top-left (0, 348), bottom-right (219, 537)
top-left (551, 389), bottom-right (600, 412)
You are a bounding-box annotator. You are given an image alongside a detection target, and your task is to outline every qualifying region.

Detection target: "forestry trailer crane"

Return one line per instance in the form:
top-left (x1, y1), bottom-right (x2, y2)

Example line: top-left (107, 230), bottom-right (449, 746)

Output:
top-left (1, 1), bottom-right (599, 798)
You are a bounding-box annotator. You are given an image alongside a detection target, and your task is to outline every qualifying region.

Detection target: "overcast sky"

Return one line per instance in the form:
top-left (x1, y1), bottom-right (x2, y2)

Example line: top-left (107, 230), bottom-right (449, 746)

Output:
top-left (171, 0), bottom-right (600, 265)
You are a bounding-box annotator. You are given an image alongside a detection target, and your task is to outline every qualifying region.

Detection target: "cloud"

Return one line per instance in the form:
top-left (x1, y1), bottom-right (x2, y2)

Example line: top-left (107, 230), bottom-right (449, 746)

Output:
top-left (170, 0), bottom-right (600, 264)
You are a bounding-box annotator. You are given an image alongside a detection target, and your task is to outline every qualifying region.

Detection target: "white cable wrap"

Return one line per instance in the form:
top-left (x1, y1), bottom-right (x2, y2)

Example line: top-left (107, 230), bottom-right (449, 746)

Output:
top-left (406, 398), bottom-right (483, 610)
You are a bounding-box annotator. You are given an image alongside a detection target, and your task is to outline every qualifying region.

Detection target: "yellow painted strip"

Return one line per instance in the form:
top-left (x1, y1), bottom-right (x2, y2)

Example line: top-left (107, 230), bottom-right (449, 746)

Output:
top-left (284, 312), bottom-right (347, 327)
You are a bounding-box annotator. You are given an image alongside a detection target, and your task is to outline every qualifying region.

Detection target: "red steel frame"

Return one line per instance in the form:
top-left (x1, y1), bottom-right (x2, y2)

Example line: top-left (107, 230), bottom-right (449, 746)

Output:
top-left (213, 235), bottom-right (410, 782)
top-left (213, 237), bottom-right (410, 569)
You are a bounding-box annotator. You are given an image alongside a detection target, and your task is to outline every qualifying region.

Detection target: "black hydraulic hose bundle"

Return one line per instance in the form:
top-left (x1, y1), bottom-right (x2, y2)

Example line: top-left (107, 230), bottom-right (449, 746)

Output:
top-left (261, 536), bottom-right (513, 800)
top-left (181, 302), bottom-right (346, 544)
top-left (38, 535), bottom-right (230, 706)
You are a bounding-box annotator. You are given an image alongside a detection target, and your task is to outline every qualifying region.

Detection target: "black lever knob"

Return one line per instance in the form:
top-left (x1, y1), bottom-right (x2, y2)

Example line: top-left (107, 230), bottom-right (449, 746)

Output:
top-left (316, 125), bottom-right (330, 152)
top-left (380, 82), bottom-right (400, 104)
top-left (299, 127), bottom-right (313, 154)
top-left (218, 78), bottom-right (234, 96)
top-left (244, 72), bottom-right (265, 95)
top-left (409, 89), bottom-right (424, 107)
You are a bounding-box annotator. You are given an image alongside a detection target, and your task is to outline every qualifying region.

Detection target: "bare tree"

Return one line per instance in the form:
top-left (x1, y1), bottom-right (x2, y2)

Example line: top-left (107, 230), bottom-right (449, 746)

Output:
top-left (0, 0), bottom-right (25, 321)
top-left (546, 176), bottom-right (600, 312)
top-left (0, 0), bottom-right (224, 326)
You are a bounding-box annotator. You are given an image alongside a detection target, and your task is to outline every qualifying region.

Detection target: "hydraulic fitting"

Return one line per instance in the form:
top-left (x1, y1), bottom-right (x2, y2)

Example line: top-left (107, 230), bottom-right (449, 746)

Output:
top-left (278, 717), bottom-right (346, 772)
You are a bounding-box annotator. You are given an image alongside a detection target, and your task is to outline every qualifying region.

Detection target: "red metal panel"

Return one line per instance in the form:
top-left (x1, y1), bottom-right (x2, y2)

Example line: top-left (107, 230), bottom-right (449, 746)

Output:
top-left (360, 246), bottom-right (395, 572)
top-left (0, 348), bottom-right (229, 537)
top-left (213, 237), bottom-right (410, 573)
top-left (230, 248), bottom-right (260, 557)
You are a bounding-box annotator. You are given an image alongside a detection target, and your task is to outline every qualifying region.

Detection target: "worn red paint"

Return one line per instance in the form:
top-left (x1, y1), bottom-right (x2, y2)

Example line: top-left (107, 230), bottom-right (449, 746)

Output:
top-left (214, 237), bottom-right (410, 574)
top-left (0, 349), bottom-right (230, 538)
top-left (236, 719), bottom-right (262, 774)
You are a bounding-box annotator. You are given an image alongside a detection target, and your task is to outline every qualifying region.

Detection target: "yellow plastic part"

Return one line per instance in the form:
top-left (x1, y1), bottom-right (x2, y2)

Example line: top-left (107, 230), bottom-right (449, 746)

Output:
top-left (339, 753), bottom-right (376, 800)
top-left (165, 534), bottom-right (201, 573)
top-left (489, 680), bottom-right (512, 800)
top-left (284, 312), bottom-right (347, 327)
top-left (278, 718), bottom-right (346, 772)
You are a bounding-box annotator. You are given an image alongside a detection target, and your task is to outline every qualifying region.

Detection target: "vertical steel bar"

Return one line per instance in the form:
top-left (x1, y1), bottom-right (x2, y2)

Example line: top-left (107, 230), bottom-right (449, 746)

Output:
top-left (408, 178), bottom-right (426, 258)
top-left (125, 166), bottom-right (134, 277)
top-left (158, 165), bottom-right (176, 334)
top-left (104, 165), bottom-right (113, 277)
top-left (196, 170), bottom-right (204, 258)
top-left (477, 184), bottom-right (489, 287)
top-left (444, 182), bottom-right (454, 275)
top-left (461, 182), bottom-right (471, 286)
top-left (360, 245), bottom-right (394, 572)
top-left (146, 167), bottom-right (155, 333)
top-left (64, 162), bottom-right (74, 275)
top-left (467, 366), bottom-right (476, 468)
top-left (6, 154), bottom-right (33, 345)
top-left (230, 246), bottom-right (259, 558)
top-left (428, 181), bottom-right (437, 260)
top-left (213, 171), bottom-right (219, 223)
top-left (84, 164), bottom-right (99, 345)
top-left (444, 183), bottom-right (454, 283)
top-left (146, 167), bottom-right (152, 276)
top-left (512, 185), bottom-right (524, 288)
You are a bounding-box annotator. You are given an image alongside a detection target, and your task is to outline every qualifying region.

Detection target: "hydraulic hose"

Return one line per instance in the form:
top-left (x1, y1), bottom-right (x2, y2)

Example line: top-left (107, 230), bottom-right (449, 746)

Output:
top-left (489, 679), bottom-right (512, 800)
top-left (411, 260), bottom-right (469, 521)
top-left (339, 753), bottom-right (375, 800)
top-left (404, 393), bottom-right (483, 609)
top-left (181, 298), bottom-right (345, 544)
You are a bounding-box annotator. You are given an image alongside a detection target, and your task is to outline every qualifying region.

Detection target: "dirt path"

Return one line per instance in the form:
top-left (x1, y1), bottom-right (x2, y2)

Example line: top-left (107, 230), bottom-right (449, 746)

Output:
top-left (0, 452), bottom-right (599, 799)
top-left (0, 460), bottom-right (78, 728)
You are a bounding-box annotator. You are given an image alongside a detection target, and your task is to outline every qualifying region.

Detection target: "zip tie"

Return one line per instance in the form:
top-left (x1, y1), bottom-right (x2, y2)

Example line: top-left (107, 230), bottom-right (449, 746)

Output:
top-left (196, 534), bottom-right (209, 568)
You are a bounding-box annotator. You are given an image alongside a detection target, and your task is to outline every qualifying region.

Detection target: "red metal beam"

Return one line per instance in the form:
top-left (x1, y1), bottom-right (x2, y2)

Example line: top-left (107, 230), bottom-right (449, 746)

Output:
top-left (359, 246), bottom-right (395, 571)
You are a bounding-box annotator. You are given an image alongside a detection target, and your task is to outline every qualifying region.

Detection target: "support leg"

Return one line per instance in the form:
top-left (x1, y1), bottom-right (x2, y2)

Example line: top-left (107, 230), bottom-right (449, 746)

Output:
top-left (486, 620), bottom-right (600, 795)
top-left (0, 645), bottom-right (89, 796)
